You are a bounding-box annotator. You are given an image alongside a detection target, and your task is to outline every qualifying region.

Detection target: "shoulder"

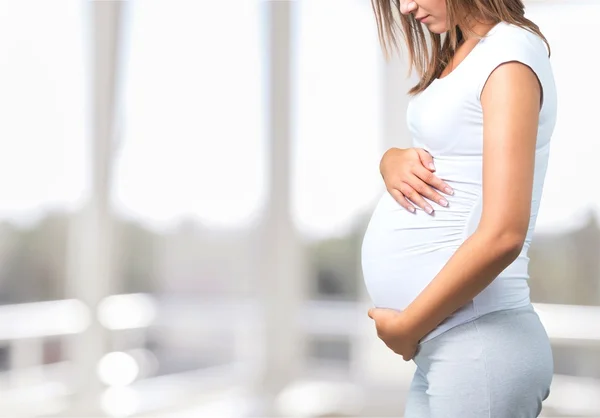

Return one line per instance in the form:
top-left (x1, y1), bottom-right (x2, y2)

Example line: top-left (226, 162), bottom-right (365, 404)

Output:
top-left (474, 21), bottom-right (554, 102)
top-left (481, 22), bottom-right (549, 58)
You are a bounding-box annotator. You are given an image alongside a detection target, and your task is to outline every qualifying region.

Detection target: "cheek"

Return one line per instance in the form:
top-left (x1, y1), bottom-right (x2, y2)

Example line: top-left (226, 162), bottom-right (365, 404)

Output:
top-left (429, 0), bottom-right (447, 20)
top-left (429, 0), bottom-right (448, 33)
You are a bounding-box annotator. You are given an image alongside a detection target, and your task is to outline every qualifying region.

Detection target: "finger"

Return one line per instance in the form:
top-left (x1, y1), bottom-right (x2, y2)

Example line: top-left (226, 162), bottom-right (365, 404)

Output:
top-left (415, 148), bottom-right (436, 171)
top-left (389, 188), bottom-right (416, 213)
top-left (399, 183), bottom-right (435, 215)
top-left (415, 165), bottom-right (454, 196)
top-left (410, 172), bottom-right (450, 208)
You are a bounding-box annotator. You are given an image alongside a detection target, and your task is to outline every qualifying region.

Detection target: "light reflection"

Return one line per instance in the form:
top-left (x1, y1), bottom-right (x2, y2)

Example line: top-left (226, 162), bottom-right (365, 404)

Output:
top-left (97, 352), bottom-right (140, 387)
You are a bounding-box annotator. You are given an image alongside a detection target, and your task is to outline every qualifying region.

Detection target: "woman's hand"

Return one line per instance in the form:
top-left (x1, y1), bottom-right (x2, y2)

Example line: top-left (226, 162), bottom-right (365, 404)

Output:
top-left (380, 147), bottom-right (454, 214)
top-left (368, 307), bottom-right (420, 361)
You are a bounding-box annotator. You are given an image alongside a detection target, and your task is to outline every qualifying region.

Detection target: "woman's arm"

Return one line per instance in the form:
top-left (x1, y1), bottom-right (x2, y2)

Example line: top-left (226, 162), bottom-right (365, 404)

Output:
top-left (372, 61), bottom-right (541, 356)
top-left (398, 60), bottom-right (542, 343)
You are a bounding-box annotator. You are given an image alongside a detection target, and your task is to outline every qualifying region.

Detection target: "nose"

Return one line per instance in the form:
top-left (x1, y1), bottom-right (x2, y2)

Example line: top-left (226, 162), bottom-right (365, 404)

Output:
top-left (400, 1), bottom-right (418, 15)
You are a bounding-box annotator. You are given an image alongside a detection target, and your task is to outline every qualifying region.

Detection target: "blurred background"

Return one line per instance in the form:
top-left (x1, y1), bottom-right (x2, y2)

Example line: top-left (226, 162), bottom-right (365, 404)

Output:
top-left (0, 0), bottom-right (598, 416)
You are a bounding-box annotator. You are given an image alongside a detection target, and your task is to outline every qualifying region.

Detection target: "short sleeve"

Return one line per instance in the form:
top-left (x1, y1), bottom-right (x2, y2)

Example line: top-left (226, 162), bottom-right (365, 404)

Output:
top-left (475, 28), bottom-right (549, 107)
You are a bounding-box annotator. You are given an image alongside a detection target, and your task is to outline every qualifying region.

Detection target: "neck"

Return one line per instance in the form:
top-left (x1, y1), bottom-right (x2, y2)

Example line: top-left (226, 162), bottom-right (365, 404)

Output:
top-left (459, 17), bottom-right (497, 41)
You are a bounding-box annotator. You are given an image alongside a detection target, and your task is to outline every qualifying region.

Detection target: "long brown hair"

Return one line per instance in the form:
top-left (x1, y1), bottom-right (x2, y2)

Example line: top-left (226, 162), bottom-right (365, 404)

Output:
top-left (371, 0), bottom-right (550, 95)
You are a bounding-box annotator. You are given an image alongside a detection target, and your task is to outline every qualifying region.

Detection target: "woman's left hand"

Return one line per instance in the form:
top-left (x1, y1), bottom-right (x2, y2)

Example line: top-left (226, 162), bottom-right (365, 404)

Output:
top-left (368, 308), bottom-right (420, 361)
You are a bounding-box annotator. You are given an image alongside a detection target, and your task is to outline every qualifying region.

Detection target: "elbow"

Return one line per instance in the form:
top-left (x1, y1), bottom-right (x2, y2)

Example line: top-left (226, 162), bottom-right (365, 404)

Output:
top-left (477, 227), bottom-right (526, 262)
top-left (501, 234), bottom-right (525, 261)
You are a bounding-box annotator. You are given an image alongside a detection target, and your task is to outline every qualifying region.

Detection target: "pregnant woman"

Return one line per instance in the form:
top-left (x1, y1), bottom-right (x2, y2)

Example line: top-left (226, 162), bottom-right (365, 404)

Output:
top-left (362, 0), bottom-right (556, 416)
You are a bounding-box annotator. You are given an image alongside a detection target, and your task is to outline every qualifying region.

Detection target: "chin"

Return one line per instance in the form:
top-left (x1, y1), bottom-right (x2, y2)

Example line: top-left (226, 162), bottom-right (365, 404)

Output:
top-left (427, 23), bottom-right (448, 34)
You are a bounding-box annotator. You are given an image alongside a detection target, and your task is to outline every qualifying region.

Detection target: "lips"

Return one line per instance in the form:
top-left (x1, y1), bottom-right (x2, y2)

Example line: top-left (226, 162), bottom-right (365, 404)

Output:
top-left (416, 15), bottom-right (430, 23)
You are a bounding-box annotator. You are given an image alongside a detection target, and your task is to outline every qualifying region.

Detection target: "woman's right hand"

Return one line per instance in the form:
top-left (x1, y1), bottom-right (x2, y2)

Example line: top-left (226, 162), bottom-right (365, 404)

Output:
top-left (380, 147), bottom-right (454, 214)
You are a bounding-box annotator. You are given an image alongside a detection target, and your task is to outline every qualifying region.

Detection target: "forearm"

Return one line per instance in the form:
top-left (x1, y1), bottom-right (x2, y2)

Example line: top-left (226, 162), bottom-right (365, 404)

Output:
top-left (401, 228), bottom-right (523, 342)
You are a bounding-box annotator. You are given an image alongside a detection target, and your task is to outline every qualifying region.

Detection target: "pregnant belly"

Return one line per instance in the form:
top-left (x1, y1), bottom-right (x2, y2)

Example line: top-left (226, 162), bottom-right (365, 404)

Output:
top-left (361, 190), bottom-right (481, 311)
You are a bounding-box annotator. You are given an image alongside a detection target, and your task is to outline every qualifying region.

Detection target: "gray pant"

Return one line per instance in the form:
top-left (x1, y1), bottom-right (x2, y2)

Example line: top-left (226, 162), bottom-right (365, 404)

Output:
top-left (405, 304), bottom-right (554, 417)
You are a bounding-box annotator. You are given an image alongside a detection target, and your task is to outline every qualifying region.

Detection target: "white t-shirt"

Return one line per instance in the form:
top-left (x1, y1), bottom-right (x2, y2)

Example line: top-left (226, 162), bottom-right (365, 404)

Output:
top-left (361, 21), bottom-right (557, 343)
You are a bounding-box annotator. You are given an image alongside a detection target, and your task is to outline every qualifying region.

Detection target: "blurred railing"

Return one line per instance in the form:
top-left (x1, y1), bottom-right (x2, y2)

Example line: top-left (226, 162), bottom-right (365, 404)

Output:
top-left (1, 297), bottom-right (600, 417)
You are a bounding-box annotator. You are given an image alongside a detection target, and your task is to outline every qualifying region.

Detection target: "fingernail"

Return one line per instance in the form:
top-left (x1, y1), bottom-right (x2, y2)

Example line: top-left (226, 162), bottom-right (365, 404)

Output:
top-left (408, 206), bottom-right (416, 213)
top-left (439, 198), bottom-right (448, 207)
top-left (428, 163), bottom-right (435, 170)
top-left (445, 187), bottom-right (454, 195)
top-left (425, 206), bottom-right (434, 214)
